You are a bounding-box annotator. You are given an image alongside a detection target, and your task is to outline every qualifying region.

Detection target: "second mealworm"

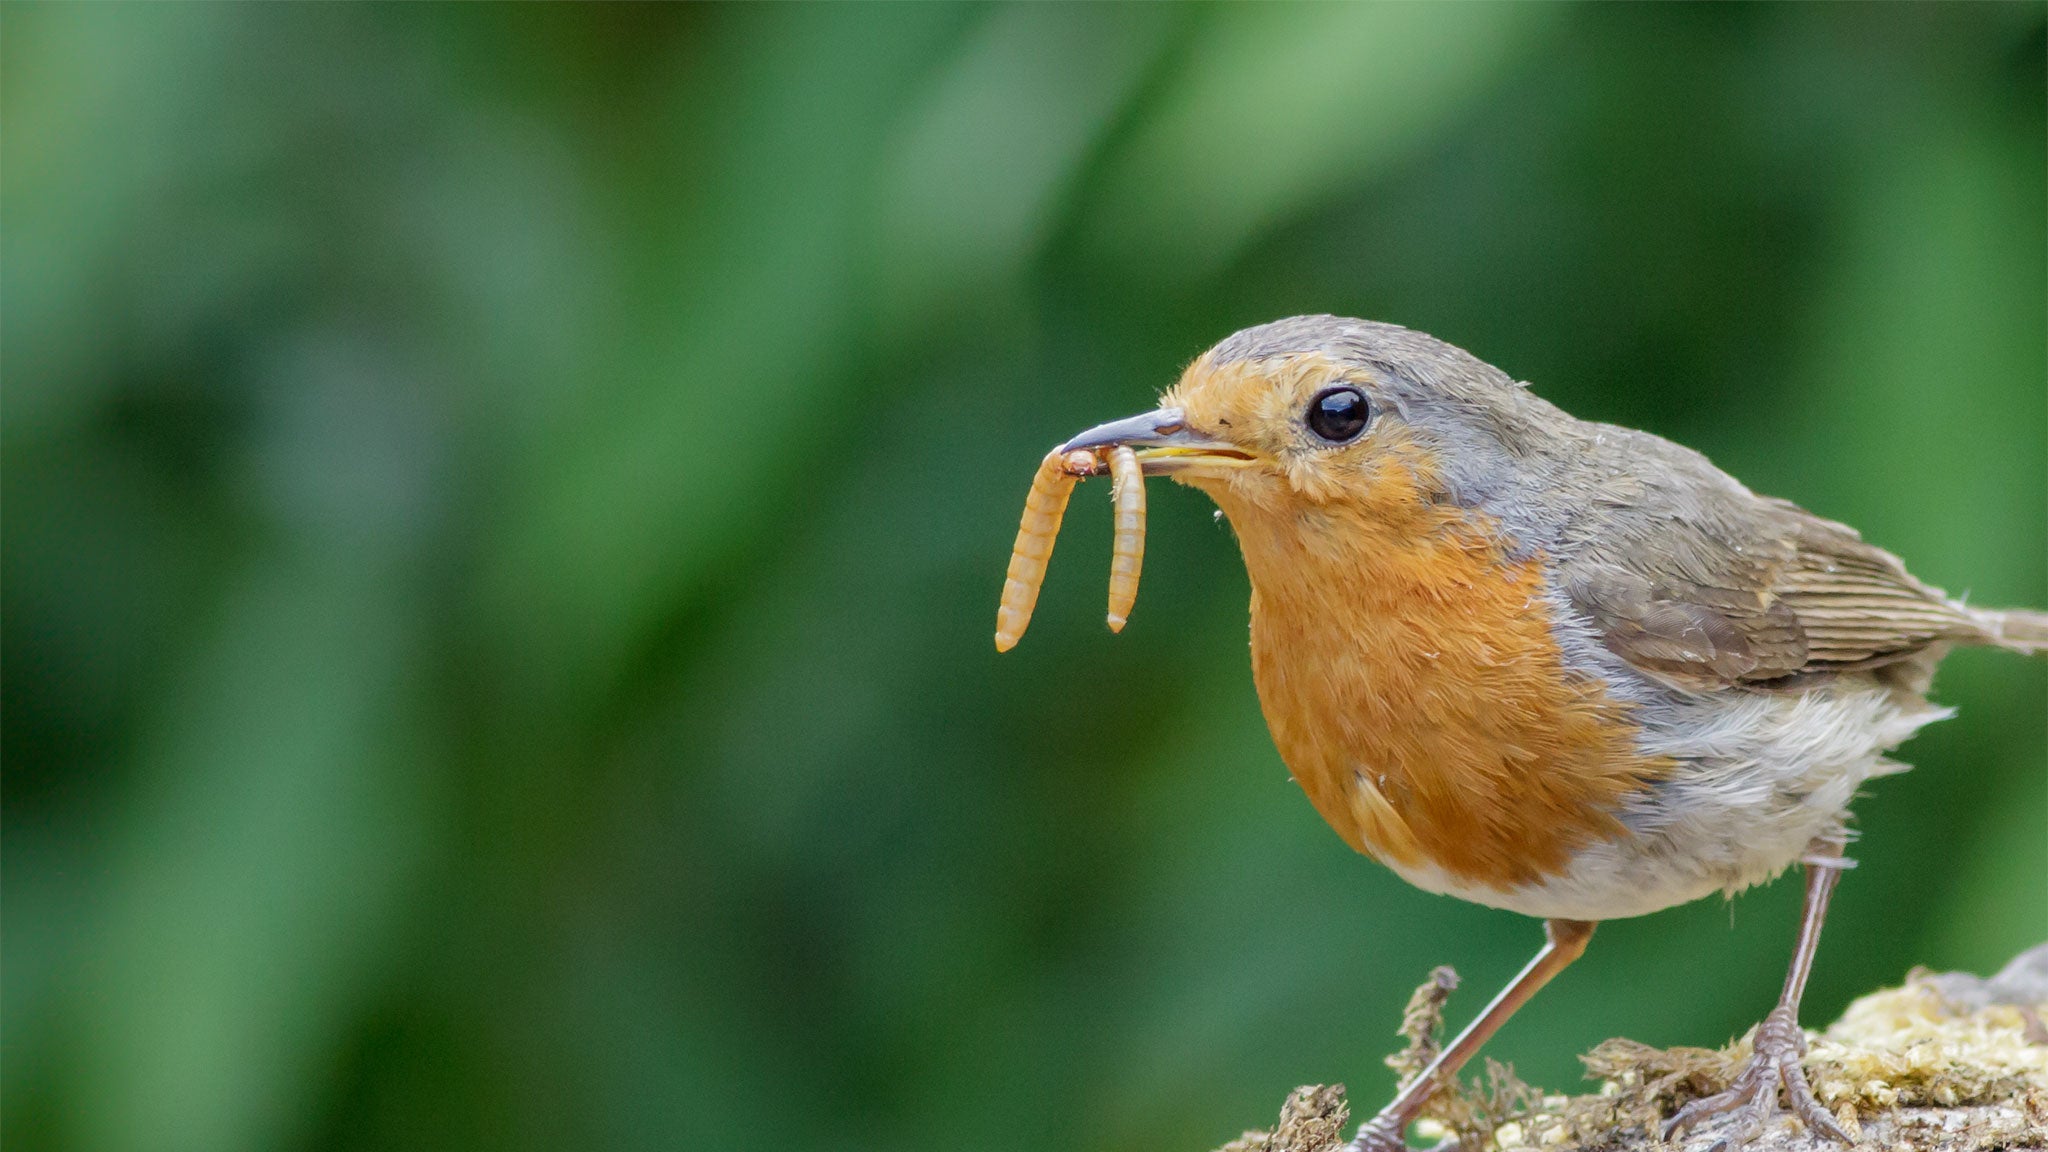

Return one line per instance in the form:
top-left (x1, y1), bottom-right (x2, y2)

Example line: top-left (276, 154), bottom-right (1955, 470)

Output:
top-left (1105, 445), bottom-right (1145, 632)
top-left (994, 450), bottom-right (1089, 652)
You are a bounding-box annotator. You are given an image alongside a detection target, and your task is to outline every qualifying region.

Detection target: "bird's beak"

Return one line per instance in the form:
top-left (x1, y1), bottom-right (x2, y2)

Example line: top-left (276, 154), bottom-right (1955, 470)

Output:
top-left (1057, 407), bottom-right (1257, 476)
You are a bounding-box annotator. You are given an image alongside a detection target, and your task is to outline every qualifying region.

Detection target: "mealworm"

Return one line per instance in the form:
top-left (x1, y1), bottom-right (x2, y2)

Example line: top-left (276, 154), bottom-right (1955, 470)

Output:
top-left (1105, 445), bottom-right (1145, 633)
top-left (993, 450), bottom-right (1091, 652)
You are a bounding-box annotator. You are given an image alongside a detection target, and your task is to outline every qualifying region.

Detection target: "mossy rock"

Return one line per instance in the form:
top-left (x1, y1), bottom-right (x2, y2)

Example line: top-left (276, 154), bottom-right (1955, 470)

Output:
top-left (1217, 945), bottom-right (2048, 1152)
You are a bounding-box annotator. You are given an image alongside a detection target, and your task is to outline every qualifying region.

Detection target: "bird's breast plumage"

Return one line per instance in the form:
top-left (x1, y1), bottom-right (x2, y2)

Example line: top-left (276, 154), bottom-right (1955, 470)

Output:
top-left (1215, 451), bottom-right (1671, 892)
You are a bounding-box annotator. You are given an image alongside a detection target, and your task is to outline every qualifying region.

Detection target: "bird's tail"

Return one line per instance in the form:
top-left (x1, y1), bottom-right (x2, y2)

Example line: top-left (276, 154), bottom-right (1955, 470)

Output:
top-left (1969, 606), bottom-right (2048, 655)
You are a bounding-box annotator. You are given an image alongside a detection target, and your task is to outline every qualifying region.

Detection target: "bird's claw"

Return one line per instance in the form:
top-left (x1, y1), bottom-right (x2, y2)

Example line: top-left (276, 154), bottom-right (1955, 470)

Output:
top-left (1662, 1007), bottom-right (1851, 1148)
top-left (1343, 1115), bottom-right (1408, 1152)
top-left (1343, 1116), bottom-right (1463, 1152)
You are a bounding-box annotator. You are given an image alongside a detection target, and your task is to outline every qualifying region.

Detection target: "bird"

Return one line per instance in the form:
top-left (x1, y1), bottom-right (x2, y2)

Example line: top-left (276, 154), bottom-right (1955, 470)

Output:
top-left (1047, 315), bottom-right (2047, 1151)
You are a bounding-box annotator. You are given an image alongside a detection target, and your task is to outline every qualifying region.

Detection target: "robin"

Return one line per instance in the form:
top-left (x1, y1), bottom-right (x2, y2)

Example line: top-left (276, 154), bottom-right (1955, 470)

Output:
top-left (1047, 316), bottom-right (2047, 1151)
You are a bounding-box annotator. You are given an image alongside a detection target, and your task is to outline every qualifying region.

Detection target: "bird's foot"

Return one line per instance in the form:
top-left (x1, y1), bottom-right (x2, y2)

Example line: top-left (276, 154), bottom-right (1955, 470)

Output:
top-left (1342, 1115), bottom-right (1463, 1152)
top-left (1662, 1007), bottom-right (1851, 1149)
top-left (1342, 1115), bottom-right (1407, 1152)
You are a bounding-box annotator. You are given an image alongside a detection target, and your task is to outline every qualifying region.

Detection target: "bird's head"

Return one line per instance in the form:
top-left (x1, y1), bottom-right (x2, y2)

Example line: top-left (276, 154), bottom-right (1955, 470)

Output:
top-left (1060, 315), bottom-right (1549, 531)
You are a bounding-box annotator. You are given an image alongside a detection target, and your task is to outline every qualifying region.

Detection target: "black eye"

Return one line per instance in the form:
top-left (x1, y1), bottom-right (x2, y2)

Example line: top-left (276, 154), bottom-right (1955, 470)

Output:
top-left (1306, 386), bottom-right (1370, 443)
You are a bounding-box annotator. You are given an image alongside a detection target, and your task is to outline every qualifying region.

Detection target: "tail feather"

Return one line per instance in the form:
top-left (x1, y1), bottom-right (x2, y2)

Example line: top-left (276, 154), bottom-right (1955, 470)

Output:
top-left (1970, 606), bottom-right (2048, 655)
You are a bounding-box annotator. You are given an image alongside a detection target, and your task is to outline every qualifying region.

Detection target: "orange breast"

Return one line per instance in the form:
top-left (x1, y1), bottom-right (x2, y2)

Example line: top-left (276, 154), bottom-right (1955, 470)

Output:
top-left (1218, 453), bottom-right (1666, 891)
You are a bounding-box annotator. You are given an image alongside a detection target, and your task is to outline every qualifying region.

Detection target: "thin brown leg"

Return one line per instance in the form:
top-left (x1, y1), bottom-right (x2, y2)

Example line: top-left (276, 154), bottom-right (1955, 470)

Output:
top-left (1663, 836), bottom-right (1854, 1147)
top-left (1346, 919), bottom-right (1595, 1152)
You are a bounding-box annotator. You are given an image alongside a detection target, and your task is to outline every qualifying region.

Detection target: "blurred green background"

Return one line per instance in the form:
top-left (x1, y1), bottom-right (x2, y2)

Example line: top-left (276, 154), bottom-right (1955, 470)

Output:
top-left (5, 4), bottom-right (2044, 1151)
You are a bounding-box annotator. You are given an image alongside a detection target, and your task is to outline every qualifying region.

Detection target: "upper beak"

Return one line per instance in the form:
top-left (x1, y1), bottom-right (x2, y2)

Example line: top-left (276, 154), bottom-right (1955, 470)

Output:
top-left (1057, 407), bottom-right (1255, 475)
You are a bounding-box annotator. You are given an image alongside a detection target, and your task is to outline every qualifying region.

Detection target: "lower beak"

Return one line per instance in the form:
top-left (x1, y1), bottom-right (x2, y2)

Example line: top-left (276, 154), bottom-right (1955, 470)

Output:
top-left (1057, 407), bottom-right (1255, 475)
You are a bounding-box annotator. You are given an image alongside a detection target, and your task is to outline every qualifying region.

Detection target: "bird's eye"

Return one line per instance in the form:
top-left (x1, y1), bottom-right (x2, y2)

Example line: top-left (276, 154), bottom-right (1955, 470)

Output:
top-left (1306, 386), bottom-right (1371, 443)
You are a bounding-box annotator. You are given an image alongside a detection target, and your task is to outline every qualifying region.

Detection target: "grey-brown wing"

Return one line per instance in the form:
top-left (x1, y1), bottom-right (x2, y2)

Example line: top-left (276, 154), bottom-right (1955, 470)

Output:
top-left (1764, 502), bottom-right (1982, 671)
top-left (1553, 434), bottom-right (1982, 690)
top-left (1564, 561), bottom-right (1808, 686)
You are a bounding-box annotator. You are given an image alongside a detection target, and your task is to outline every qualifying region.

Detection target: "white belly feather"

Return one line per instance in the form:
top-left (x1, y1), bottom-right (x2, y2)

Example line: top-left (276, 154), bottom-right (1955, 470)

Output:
top-left (1377, 677), bottom-right (1949, 922)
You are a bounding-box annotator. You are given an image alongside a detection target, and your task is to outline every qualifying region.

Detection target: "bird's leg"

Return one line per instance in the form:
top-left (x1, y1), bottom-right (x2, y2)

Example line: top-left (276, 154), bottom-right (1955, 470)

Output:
top-left (1346, 919), bottom-right (1595, 1152)
top-left (1663, 836), bottom-right (1854, 1148)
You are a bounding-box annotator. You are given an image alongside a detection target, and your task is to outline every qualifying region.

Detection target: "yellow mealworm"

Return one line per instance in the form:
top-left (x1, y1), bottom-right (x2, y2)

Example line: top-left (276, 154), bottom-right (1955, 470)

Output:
top-left (993, 450), bottom-right (1087, 652)
top-left (1105, 445), bottom-right (1145, 632)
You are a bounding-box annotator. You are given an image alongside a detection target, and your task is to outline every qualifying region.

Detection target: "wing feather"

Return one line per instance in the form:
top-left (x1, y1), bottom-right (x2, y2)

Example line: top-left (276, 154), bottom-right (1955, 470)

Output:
top-left (1552, 428), bottom-right (1984, 690)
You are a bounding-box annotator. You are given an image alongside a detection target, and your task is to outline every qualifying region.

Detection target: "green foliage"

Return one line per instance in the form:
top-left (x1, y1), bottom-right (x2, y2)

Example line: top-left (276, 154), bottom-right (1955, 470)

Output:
top-left (4, 6), bottom-right (2042, 1152)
